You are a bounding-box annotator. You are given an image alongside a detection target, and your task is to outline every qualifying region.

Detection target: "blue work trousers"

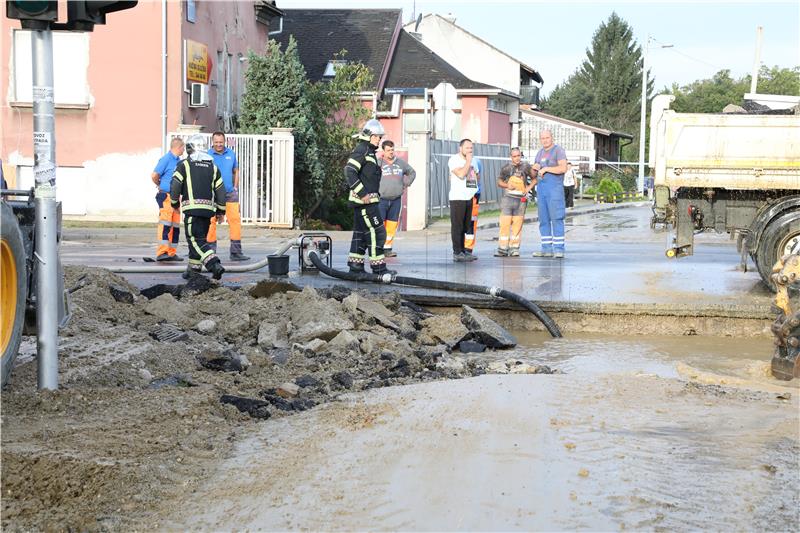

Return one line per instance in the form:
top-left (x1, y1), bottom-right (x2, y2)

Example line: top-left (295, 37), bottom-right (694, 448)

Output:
top-left (536, 174), bottom-right (565, 252)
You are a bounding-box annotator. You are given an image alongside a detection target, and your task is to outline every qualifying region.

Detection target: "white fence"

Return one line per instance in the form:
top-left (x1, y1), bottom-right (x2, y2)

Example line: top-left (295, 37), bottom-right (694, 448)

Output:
top-left (166, 131), bottom-right (294, 227)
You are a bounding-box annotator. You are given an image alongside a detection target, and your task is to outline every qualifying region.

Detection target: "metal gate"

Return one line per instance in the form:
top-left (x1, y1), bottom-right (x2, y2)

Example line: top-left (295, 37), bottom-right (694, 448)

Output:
top-left (428, 139), bottom-right (509, 219)
top-left (166, 131), bottom-right (294, 227)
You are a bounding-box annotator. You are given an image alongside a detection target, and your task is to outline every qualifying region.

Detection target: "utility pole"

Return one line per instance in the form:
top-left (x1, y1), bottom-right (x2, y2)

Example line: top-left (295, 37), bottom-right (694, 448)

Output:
top-left (638, 36), bottom-right (672, 195)
top-left (31, 27), bottom-right (59, 390)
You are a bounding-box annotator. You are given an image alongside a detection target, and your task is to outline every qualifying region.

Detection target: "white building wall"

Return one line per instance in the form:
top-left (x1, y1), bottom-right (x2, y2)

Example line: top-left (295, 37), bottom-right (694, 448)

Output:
top-left (520, 113), bottom-right (597, 171)
top-left (408, 17), bottom-right (520, 94)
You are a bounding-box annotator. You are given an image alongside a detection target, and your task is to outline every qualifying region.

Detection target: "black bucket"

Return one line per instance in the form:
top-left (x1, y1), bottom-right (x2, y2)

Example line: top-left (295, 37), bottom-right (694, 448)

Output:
top-left (267, 254), bottom-right (290, 276)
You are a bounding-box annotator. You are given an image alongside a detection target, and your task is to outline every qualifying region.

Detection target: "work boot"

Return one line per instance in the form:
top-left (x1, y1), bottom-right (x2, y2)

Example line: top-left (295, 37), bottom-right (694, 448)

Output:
top-left (532, 250), bottom-right (553, 258)
top-left (209, 261), bottom-right (226, 280)
top-left (163, 254), bottom-right (184, 262)
top-left (463, 251), bottom-right (478, 261)
top-left (509, 249), bottom-right (520, 257)
top-left (230, 253), bottom-right (250, 262)
top-left (348, 262), bottom-right (365, 274)
top-left (553, 251), bottom-right (565, 259)
top-left (156, 253), bottom-right (170, 262)
top-left (384, 249), bottom-right (397, 258)
top-left (453, 252), bottom-right (467, 262)
top-left (182, 267), bottom-right (201, 280)
top-left (372, 266), bottom-right (397, 276)
top-left (494, 248), bottom-right (509, 257)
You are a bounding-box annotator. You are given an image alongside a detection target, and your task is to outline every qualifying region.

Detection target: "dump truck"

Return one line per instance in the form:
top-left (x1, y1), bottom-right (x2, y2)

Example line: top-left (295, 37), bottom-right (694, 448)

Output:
top-left (1, 188), bottom-right (68, 386)
top-left (649, 93), bottom-right (800, 291)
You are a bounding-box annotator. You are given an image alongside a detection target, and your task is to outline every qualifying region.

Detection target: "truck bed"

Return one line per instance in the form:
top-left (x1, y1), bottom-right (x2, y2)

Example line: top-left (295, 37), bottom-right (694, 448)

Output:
top-left (650, 95), bottom-right (800, 191)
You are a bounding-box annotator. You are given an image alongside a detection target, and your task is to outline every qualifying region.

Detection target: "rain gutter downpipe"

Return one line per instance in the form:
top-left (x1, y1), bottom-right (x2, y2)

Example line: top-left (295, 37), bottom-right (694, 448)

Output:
top-left (307, 250), bottom-right (562, 338)
top-left (161, 0), bottom-right (167, 152)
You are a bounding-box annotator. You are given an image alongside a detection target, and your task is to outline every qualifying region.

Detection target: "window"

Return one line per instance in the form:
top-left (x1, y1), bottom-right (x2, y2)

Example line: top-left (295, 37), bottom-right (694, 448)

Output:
top-left (12, 30), bottom-right (90, 106)
top-left (402, 113), bottom-right (427, 146)
top-left (322, 60), bottom-right (346, 79)
top-left (488, 97), bottom-right (509, 114)
top-left (186, 0), bottom-right (196, 23)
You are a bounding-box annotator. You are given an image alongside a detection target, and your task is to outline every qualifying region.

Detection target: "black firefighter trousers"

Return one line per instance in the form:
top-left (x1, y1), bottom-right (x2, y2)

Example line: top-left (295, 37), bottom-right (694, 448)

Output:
top-left (184, 215), bottom-right (222, 272)
top-left (347, 203), bottom-right (388, 272)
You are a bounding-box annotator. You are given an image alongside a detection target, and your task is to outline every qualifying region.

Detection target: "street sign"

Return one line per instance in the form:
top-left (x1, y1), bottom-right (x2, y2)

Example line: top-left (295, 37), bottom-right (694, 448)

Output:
top-left (385, 87), bottom-right (426, 96)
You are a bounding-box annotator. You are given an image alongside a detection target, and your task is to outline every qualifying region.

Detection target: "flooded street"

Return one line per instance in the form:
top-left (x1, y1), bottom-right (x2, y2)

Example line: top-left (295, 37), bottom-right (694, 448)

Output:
top-left (161, 334), bottom-right (799, 531)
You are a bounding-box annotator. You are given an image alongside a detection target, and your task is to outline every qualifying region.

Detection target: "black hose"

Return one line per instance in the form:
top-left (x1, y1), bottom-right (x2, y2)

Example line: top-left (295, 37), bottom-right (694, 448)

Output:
top-left (307, 251), bottom-right (562, 338)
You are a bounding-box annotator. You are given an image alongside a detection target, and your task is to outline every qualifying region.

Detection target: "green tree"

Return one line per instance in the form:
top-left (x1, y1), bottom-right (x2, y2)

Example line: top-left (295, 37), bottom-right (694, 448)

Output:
top-left (239, 41), bottom-right (375, 226)
top-left (543, 12), bottom-right (649, 160)
top-left (755, 65), bottom-right (800, 96)
top-left (668, 70), bottom-right (748, 113)
top-left (239, 37), bottom-right (324, 219)
top-left (306, 51), bottom-right (374, 227)
top-left (665, 66), bottom-right (799, 113)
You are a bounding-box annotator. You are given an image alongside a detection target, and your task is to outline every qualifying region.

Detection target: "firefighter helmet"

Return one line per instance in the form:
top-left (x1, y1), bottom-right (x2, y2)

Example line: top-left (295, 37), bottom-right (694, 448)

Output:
top-left (185, 135), bottom-right (212, 161)
top-left (357, 118), bottom-right (385, 141)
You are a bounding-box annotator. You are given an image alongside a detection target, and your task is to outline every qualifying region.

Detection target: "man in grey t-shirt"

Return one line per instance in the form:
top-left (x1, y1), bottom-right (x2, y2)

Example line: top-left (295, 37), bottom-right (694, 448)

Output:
top-left (378, 140), bottom-right (416, 257)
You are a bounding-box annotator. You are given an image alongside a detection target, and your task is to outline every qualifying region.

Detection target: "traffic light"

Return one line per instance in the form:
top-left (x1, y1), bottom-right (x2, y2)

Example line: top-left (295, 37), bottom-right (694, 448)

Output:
top-left (67, 1), bottom-right (137, 31)
top-left (5, 0), bottom-right (58, 30)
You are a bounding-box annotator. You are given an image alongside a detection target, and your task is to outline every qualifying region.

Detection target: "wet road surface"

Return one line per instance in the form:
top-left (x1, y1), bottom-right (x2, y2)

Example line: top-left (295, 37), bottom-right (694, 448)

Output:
top-left (160, 333), bottom-right (798, 531)
top-left (62, 205), bottom-right (772, 308)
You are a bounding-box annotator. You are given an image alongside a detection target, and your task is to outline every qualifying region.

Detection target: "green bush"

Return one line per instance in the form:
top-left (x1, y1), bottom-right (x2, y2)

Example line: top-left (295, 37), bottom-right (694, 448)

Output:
top-left (598, 177), bottom-right (624, 195)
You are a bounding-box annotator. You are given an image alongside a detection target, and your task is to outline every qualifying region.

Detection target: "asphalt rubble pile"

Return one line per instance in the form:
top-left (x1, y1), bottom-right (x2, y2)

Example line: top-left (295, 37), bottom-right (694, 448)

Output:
top-left (1, 265), bottom-right (556, 531)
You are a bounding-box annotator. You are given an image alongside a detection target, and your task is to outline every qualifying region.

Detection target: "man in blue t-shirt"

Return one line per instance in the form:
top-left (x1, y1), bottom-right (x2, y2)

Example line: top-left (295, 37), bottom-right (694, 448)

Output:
top-left (207, 131), bottom-right (249, 261)
top-left (532, 129), bottom-right (568, 258)
top-left (150, 137), bottom-right (185, 261)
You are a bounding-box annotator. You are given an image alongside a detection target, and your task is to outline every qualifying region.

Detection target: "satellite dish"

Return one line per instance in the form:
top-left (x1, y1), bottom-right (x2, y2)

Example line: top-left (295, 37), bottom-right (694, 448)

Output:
top-left (414, 13), bottom-right (422, 32)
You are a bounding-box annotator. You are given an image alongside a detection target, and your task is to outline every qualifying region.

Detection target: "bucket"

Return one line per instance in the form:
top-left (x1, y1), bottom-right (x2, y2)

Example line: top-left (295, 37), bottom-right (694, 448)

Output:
top-left (267, 254), bottom-right (290, 276)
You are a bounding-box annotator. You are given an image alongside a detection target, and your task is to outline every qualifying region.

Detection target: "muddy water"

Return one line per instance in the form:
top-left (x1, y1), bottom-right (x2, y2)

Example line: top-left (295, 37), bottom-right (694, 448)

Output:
top-left (160, 335), bottom-right (800, 531)
top-left (493, 332), bottom-right (798, 392)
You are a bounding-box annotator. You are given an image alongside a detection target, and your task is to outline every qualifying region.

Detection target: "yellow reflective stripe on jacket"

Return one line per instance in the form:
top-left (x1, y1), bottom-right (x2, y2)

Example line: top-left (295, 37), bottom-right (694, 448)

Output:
top-left (352, 182), bottom-right (364, 194)
top-left (347, 158), bottom-right (362, 170)
top-left (185, 160), bottom-right (194, 200)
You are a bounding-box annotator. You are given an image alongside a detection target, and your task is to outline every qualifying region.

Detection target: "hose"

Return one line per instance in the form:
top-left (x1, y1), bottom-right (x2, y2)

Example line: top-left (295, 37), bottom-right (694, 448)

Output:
top-left (107, 237), bottom-right (302, 274)
top-left (307, 250), bottom-right (562, 338)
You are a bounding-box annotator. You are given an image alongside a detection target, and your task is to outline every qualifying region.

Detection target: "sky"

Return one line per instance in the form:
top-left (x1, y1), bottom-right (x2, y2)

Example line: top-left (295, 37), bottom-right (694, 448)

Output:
top-left (275, 0), bottom-right (800, 96)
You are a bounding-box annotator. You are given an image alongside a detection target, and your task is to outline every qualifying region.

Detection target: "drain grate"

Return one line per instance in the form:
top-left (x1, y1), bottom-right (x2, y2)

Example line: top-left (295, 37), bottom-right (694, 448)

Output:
top-left (150, 324), bottom-right (189, 342)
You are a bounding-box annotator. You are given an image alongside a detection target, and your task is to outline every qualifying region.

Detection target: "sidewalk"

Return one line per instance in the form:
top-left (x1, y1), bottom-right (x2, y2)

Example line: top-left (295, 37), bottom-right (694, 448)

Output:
top-left (428, 199), bottom-right (651, 233)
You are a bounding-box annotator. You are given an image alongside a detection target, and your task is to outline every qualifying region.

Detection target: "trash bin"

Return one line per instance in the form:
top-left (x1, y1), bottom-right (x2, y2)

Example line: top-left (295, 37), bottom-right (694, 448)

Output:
top-left (267, 254), bottom-right (290, 276)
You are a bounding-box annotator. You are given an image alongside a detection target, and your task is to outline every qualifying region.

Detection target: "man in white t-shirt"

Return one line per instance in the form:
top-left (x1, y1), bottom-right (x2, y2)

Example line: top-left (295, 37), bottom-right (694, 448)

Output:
top-left (447, 139), bottom-right (480, 262)
top-left (563, 162), bottom-right (576, 208)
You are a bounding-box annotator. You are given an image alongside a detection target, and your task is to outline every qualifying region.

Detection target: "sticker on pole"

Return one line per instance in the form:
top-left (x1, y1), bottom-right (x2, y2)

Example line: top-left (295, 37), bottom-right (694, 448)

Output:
top-left (34, 161), bottom-right (56, 186)
top-left (33, 86), bottom-right (54, 103)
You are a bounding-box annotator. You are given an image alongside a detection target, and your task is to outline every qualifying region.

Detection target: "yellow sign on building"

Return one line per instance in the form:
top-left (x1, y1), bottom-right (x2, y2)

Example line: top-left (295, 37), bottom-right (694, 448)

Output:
top-left (186, 39), bottom-right (209, 84)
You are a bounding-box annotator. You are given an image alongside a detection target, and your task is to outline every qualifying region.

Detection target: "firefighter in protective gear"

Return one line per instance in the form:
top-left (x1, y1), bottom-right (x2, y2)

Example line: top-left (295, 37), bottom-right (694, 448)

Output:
top-left (170, 135), bottom-right (227, 280)
top-left (345, 119), bottom-right (395, 275)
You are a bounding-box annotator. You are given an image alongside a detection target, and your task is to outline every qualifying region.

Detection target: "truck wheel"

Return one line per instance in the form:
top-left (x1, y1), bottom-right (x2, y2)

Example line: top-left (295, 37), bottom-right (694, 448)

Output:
top-left (1, 202), bottom-right (28, 386)
top-left (756, 210), bottom-right (800, 292)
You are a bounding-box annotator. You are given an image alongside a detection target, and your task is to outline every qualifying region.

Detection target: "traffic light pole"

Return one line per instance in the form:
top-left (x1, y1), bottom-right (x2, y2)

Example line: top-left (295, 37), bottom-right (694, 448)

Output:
top-left (31, 27), bottom-right (59, 390)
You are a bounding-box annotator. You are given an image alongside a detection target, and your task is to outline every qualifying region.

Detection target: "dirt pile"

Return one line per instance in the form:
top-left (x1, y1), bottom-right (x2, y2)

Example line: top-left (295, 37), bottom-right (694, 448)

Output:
top-left (1, 266), bottom-right (535, 531)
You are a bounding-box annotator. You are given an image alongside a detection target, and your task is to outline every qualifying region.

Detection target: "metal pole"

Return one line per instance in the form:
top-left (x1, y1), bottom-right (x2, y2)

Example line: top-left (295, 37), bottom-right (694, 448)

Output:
top-left (637, 35), bottom-right (650, 195)
top-left (161, 0), bottom-right (167, 152)
top-left (749, 26), bottom-right (763, 94)
top-left (31, 29), bottom-right (59, 390)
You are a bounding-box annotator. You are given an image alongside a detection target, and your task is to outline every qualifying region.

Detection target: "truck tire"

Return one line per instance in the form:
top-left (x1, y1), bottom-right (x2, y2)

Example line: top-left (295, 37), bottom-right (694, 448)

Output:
top-left (755, 209), bottom-right (800, 292)
top-left (1, 202), bottom-right (28, 386)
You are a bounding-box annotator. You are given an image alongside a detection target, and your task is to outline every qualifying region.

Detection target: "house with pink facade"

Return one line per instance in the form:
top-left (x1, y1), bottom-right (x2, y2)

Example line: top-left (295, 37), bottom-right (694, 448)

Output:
top-left (1, 0), bottom-right (282, 220)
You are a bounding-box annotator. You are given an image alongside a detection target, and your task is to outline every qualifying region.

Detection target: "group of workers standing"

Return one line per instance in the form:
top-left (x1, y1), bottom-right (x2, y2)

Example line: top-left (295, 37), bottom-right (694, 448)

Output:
top-left (345, 120), bottom-right (577, 274)
top-left (155, 119), bottom-right (577, 281)
top-left (446, 129), bottom-right (573, 260)
top-left (150, 131), bottom-right (249, 280)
